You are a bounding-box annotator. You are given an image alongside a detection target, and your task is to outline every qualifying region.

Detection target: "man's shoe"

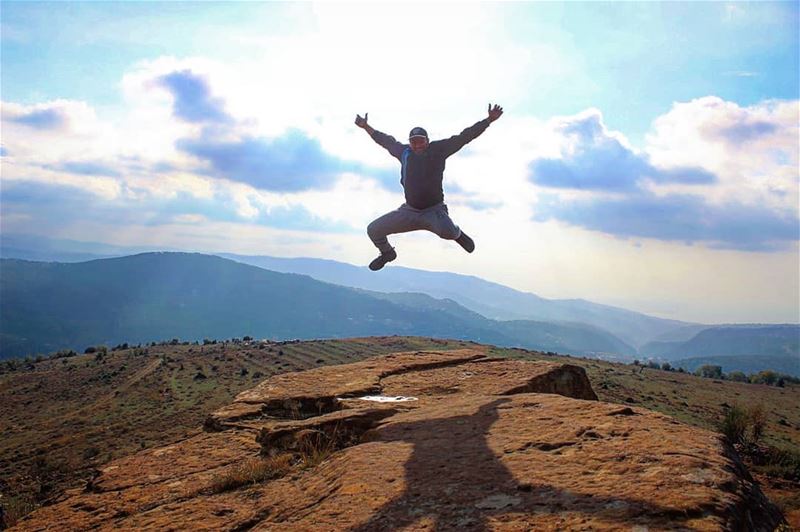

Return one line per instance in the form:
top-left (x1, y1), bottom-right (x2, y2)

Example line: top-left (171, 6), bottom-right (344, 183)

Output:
top-left (369, 248), bottom-right (397, 271)
top-left (456, 232), bottom-right (475, 253)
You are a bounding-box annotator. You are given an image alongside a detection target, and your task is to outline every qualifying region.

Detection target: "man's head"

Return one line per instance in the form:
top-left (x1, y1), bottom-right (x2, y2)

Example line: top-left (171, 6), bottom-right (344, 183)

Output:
top-left (409, 127), bottom-right (429, 154)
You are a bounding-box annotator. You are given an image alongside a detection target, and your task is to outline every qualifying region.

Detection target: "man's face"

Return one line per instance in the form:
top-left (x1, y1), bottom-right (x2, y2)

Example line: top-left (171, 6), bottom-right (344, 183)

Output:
top-left (410, 136), bottom-right (429, 154)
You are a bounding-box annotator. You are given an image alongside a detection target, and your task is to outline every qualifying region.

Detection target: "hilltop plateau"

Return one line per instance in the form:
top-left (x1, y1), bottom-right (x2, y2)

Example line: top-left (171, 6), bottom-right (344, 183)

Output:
top-left (2, 337), bottom-right (798, 530)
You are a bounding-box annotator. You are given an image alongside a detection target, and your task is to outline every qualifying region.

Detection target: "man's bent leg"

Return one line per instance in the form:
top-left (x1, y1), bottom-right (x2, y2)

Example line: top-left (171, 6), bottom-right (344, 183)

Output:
top-left (367, 205), bottom-right (426, 254)
top-left (426, 204), bottom-right (475, 253)
top-left (425, 204), bottom-right (461, 240)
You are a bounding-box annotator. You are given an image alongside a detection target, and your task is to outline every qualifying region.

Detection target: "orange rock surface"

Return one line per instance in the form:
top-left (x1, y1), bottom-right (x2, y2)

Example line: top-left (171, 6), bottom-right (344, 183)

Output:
top-left (14, 350), bottom-right (784, 531)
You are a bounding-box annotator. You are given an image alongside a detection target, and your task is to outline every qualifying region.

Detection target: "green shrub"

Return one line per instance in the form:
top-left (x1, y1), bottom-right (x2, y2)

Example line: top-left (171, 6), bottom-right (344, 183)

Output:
top-left (720, 404), bottom-right (749, 445)
top-left (748, 445), bottom-right (800, 482)
top-left (761, 447), bottom-right (800, 481)
top-left (719, 403), bottom-right (768, 447)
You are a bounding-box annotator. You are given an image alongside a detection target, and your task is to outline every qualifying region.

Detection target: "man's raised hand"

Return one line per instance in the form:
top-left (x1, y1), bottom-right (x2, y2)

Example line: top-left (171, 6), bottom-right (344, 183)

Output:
top-left (355, 113), bottom-right (369, 129)
top-left (488, 103), bottom-right (503, 122)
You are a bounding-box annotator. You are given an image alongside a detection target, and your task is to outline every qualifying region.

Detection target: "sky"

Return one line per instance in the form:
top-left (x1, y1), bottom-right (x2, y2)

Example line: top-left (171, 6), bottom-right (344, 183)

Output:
top-left (1, 1), bottom-right (798, 324)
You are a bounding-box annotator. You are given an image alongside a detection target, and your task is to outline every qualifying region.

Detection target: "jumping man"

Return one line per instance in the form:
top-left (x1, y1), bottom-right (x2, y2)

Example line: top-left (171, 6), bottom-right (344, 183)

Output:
top-left (355, 103), bottom-right (504, 271)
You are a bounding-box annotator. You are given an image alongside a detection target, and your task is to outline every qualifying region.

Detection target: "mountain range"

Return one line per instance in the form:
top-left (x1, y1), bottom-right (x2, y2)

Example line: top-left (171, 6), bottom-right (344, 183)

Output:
top-left (0, 253), bottom-right (637, 359)
top-left (0, 233), bottom-right (696, 348)
top-left (219, 253), bottom-right (693, 349)
top-left (1, 234), bottom-right (797, 376)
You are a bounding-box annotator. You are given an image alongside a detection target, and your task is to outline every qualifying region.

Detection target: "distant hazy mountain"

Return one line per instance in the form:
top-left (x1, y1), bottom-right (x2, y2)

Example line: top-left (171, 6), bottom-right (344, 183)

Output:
top-left (0, 234), bottom-right (697, 348)
top-left (640, 325), bottom-right (800, 365)
top-left (364, 290), bottom-right (637, 360)
top-left (219, 253), bottom-right (694, 349)
top-left (642, 324), bottom-right (710, 343)
top-left (671, 355), bottom-right (800, 378)
top-left (0, 233), bottom-right (162, 263)
top-left (0, 253), bottom-right (635, 359)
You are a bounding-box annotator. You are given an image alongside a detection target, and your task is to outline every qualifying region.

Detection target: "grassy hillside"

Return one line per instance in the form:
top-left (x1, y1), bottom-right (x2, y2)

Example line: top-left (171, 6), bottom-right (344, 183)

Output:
top-left (1, 336), bottom-right (798, 527)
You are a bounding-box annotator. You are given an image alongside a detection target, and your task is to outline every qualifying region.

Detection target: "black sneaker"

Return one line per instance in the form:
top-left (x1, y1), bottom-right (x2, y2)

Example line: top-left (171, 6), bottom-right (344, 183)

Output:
top-left (456, 231), bottom-right (475, 253)
top-left (369, 248), bottom-right (397, 271)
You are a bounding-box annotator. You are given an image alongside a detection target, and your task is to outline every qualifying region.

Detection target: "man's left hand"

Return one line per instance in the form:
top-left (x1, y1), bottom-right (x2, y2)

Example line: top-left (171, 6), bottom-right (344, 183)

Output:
top-left (488, 103), bottom-right (503, 122)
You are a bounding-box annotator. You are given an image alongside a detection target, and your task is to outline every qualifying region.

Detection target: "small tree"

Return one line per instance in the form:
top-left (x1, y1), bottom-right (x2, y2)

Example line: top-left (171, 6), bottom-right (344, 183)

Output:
top-left (751, 370), bottom-right (778, 386)
top-left (696, 365), bottom-right (723, 379)
top-left (728, 371), bottom-right (748, 382)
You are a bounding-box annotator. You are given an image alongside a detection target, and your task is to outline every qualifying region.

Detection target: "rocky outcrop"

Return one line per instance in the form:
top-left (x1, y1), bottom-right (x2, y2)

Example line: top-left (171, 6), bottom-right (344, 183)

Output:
top-left (14, 349), bottom-right (784, 531)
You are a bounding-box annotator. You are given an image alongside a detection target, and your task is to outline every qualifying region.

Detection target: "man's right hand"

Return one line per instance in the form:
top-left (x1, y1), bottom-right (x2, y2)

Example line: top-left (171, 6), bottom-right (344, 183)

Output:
top-left (355, 113), bottom-right (369, 129)
top-left (488, 103), bottom-right (503, 122)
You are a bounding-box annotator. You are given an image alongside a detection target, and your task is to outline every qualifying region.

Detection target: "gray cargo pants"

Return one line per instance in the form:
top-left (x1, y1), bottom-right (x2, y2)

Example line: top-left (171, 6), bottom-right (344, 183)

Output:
top-left (367, 202), bottom-right (462, 254)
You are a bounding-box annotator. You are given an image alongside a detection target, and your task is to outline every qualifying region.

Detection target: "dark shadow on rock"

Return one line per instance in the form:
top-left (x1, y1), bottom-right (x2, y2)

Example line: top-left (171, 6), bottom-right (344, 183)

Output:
top-left (348, 398), bottom-right (784, 531)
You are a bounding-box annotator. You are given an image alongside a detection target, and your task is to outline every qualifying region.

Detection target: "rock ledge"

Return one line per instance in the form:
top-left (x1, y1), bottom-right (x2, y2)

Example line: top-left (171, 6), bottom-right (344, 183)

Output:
top-left (15, 349), bottom-right (784, 531)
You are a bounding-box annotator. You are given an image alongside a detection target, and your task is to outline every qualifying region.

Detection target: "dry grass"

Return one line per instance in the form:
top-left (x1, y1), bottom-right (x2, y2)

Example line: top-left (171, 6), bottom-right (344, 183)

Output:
top-left (297, 429), bottom-right (339, 469)
top-left (208, 425), bottom-right (347, 495)
top-left (208, 454), bottom-right (292, 494)
top-left (0, 494), bottom-right (37, 528)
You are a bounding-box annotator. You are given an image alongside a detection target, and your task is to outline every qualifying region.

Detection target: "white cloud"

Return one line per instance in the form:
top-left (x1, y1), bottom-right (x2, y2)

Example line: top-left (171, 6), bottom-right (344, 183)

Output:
top-left (645, 96), bottom-right (799, 210)
top-left (1, 99), bottom-right (114, 160)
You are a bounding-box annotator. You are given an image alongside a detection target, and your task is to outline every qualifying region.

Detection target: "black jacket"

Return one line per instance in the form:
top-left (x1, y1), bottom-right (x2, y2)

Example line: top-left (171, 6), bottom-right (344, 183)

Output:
top-left (370, 118), bottom-right (491, 209)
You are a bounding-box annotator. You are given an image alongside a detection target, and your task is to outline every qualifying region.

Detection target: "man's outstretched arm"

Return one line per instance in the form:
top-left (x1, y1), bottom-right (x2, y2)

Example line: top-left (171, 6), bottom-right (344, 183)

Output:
top-left (355, 112), bottom-right (405, 160)
top-left (439, 103), bottom-right (504, 158)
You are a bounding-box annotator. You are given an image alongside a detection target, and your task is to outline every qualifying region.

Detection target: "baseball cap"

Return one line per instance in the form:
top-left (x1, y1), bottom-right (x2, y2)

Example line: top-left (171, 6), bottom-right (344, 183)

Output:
top-left (409, 127), bottom-right (428, 139)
